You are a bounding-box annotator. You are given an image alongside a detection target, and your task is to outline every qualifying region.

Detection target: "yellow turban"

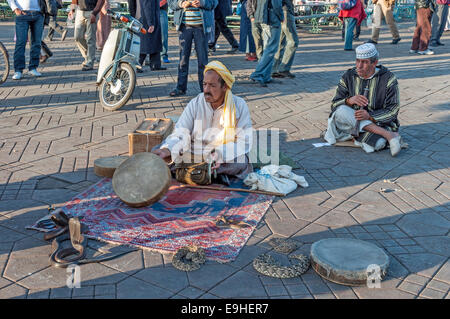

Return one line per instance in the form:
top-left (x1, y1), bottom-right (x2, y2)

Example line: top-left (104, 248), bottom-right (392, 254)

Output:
top-left (204, 60), bottom-right (236, 145)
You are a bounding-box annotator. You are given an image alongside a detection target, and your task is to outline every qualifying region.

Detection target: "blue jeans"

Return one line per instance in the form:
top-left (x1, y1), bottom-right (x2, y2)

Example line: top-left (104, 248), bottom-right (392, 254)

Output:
top-left (177, 25), bottom-right (208, 92)
top-left (272, 9), bottom-right (299, 73)
top-left (14, 11), bottom-right (44, 72)
top-left (344, 17), bottom-right (357, 50)
top-left (239, 0), bottom-right (256, 53)
top-left (250, 23), bottom-right (281, 84)
top-left (160, 9), bottom-right (169, 58)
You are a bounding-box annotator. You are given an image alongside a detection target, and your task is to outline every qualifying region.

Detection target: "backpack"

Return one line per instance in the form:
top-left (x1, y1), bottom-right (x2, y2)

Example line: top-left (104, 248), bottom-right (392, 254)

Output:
top-left (338, 0), bottom-right (357, 10)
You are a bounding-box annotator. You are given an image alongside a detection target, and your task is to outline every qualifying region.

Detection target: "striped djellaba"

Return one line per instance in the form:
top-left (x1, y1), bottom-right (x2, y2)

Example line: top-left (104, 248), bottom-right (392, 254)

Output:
top-left (330, 65), bottom-right (400, 147)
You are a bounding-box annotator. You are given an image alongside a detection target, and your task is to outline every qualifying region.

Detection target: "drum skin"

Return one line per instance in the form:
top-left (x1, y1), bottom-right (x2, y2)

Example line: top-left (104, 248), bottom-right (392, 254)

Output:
top-left (310, 238), bottom-right (389, 286)
top-left (94, 156), bottom-right (129, 178)
top-left (112, 152), bottom-right (171, 208)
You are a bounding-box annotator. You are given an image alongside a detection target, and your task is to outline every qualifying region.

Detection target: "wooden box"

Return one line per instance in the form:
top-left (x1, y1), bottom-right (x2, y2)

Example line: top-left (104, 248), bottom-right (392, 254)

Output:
top-left (128, 118), bottom-right (174, 156)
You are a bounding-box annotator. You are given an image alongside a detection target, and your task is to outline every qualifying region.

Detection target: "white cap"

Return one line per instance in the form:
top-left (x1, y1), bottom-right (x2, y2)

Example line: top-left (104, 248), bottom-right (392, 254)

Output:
top-left (356, 43), bottom-right (378, 59)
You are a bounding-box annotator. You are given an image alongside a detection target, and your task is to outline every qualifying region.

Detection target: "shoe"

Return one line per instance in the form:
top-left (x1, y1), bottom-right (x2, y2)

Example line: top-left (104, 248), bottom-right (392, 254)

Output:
top-left (150, 66), bottom-right (167, 71)
top-left (344, 48), bottom-right (354, 51)
top-left (12, 71), bottom-right (22, 80)
top-left (278, 71), bottom-right (295, 78)
top-left (29, 69), bottom-right (42, 77)
top-left (250, 78), bottom-right (268, 87)
top-left (247, 55), bottom-right (257, 61)
top-left (418, 49), bottom-right (434, 55)
top-left (226, 47), bottom-right (239, 54)
top-left (389, 135), bottom-right (402, 157)
top-left (409, 49), bottom-right (418, 54)
top-left (169, 89), bottom-right (186, 97)
top-left (61, 29), bottom-right (68, 41)
top-left (366, 40), bottom-right (378, 44)
top-left (437, 41), bottom-right (444, 46)
top-left (81, 65), bottom-right (94, 71)
top-left (40, 54), bottom-right (49, 63)
top-left (353, 37), bottom-right (360, 41)
top-left (136, 64), bottom-right (143, 73)
top-left (391, 38), bottom-right (401, 44)
top-left (162, 56), bottom-right (170, 63)
top-left (271, 72), bottom-right (284, 78)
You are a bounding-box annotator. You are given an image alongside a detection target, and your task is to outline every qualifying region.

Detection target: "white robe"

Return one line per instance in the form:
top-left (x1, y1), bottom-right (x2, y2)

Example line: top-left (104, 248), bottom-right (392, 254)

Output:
top-left (160, 93), bottom-right (253, 164)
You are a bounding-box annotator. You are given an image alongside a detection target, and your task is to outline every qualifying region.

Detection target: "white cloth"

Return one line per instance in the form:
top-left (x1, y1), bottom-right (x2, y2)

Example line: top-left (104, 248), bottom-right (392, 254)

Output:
top-left (7, 0), bottom-right (40, 11)
top-left (160, 93), bottom-right (253, 164)
top-left (243, 165), bottom-right (309, 196)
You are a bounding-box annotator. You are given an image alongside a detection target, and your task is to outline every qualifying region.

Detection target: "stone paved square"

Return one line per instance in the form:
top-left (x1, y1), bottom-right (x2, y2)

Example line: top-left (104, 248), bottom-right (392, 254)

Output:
top-left (0, 15), bottom-right (449, 300)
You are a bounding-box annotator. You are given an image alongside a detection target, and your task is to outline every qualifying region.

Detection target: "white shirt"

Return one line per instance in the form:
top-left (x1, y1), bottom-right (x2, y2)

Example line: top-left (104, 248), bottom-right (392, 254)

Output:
top-left (160, 93), bottom-right (253, 163)
top-left (7, 0), bottom-right (40, 11)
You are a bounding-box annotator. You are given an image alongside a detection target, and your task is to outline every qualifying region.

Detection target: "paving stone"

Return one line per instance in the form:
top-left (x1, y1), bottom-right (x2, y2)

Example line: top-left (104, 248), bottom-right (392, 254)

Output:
top-left (94, 284), bottom-right (116, 296)
top-left (396, 253), bottom-right (447, 278)
top-left (178, 286), bottom-right (205, 299)
top-left (426, 280), bottom-right (450, 293)
top-left (285, 283), bottom-right (310, 296)
top-left (209, 271), bottom-right (268, 298)
top-left (420, 288), bottom-right (447, 299)
top-left (27, 289), bottom-right (50, 299)
top-left (50, 287), bottom-right (73, 299)
top-left (116, 276), bottom-right (173, 299)
top-left (396, 212), bottom-right (450, 237)
top-left (187, 264), bottom-right (238, 291)
top-left (398, 281), bottom-right (425, 295)
top-left (0, 283), bottom-right (27, 299)
top-left (404, 274), bottom-right (430, 286)
top-left (414, 236), bottom-right (450, 257)
top-left (71, 285), bottom-right (94, 298)
top-left (134, 266), bottom-right (188, 293)
top-left (264, 284), bottom-right (289, 297)
top-left (434, 261), bottom-right (450, 284)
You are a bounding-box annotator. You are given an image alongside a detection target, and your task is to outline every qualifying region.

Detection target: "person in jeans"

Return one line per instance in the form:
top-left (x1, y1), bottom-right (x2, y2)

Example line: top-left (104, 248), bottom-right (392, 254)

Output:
top-left (339, 0), bottom-right (366, 51)
top-left (272, 0), bottom-right (298, 79)
top-left (239, 0), bottom-right (256, 61)
top-left (430, 0), bottom-right (449, 46)
top-left (69, 0), bottom-right (105, 71)
top-left (246, 0), bottom-right (263, 59)
top-left (160, 0), bottom-right (170, 63)
top-left (367, 0), bottom-right (401, 45)
top-left (8, 0), bottom-right (45, 80)
top-left (46, 0), bottom-right (68, 41)
top-left (247, 0), bottom-right (284, 87)
top-left (410, 0), bottom-right (435, 55)
top-left (209, 0), bottom-right (239, 54)
top-left (168, 0), bottom-right (218, 96)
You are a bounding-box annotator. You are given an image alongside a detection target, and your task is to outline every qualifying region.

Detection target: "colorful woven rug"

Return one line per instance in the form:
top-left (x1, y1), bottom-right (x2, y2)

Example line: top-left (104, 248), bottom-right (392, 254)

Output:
top-left (29, 178), bottom-right (273, 263)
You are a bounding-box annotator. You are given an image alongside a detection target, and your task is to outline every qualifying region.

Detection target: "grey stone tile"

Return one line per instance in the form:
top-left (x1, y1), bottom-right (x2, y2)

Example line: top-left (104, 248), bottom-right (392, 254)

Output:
top-left (313, 293), bottom-right (336, 299)
top-left (50, 287), bottom-right (73, 299)
top-left (415, 236), bottom-right (450, 257)
top-left (209, 271), bottom-right (268, 298)
top-left (187, 264), bottom-right (238, 291)
top-left (71, 285), bottom-right (94, 298)
top-left (94, 284), bottom-right (115, 296)
top-left (426, 280), bottom-right (450, 293)
top-left (291, 294), bottom-right (313, 299)
top-left (434, 261), bottom-right (450, 284)
top-left (0, 283), bottom-right (27, 299)
top-left (398, 281), bottom-right (425, 295)
top-left (27, 289), bottom-right (50, 299)
top-left (396, 253), bottom-right (446, 278)
top-left (352, 287), bottom-right (415, 299)
top-left (116, 276), bottom-right (173, 299)
top-left (404, 274), bottom-right (430, 286)
top-left (134, 266), bottom-right (188, 293)
top-left (420, 288), bottom-right (447, 299)
top-left (397, 212), bottom-right (450, 237)
top-left (178, 286), bottom-right (205, 299)
top-left (94, 294), bottom-right (116, 299)
top-left (264, 284), bottom-right (289, 297)
top-left (285, 283), bottom-right (310, 295)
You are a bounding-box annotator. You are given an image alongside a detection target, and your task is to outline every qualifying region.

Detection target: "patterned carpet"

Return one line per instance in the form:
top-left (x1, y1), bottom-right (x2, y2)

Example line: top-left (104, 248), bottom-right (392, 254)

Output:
top-left (30, 178), bottom-right (273, 262)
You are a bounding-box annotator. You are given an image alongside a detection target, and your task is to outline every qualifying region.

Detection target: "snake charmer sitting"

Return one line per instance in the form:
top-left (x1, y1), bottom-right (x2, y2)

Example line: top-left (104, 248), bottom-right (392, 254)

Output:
top-left (324, 43), bottom-right (403, 156)
top-left (153, 61), bottom-right (253, 183)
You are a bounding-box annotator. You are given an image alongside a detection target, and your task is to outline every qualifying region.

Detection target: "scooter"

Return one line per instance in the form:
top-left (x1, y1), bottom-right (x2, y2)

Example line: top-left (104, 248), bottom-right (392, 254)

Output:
top-left (96, 10), bottom-right (147, 111)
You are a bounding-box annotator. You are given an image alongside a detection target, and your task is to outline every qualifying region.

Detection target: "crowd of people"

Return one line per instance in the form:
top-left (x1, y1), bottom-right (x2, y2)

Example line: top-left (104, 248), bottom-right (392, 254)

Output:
top-left (5, 0), bottom-right (450, 82)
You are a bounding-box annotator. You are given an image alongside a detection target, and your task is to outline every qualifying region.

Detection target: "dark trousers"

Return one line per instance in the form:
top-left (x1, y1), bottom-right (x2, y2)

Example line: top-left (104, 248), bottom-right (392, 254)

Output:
top-left (411, 8), bottom-right (432, 51)
top-left (209, 15), bottom-right (239, 49)
top-left (177, 25), bottom-right (208, 92)
top-left (139, 52), bottom-right (161, 69)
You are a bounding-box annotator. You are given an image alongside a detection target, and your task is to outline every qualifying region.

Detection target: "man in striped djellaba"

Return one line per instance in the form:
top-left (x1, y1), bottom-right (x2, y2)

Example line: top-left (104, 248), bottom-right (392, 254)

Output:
top-left (323, 43), bottom-right (403, 157)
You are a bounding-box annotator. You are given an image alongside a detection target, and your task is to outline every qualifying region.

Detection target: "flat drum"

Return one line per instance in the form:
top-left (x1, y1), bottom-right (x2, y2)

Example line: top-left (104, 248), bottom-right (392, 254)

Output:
top-left (94, 156), bottom-right (129, 178)
top-left (310, 238), bottom-right (389, 286)
top-left (112, 152), bottom-right (171, 208)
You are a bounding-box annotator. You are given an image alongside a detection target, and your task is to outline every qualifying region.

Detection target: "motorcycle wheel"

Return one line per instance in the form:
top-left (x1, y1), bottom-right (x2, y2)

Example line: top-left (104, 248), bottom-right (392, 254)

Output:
top-left (99, 63), bottom-right (136, 111)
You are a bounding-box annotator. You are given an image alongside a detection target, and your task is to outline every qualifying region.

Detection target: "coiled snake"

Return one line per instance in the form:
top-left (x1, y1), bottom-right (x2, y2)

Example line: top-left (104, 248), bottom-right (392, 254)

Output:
top-left (172, 246), bottom-right (206, 271)
top-left (253, 238), bottom-right (310, 278)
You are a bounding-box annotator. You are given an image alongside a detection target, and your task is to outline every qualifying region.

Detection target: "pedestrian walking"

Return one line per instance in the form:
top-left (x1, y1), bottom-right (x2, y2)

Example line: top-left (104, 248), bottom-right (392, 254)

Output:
top-left (410, 0), bottom-right (436, 55)
top-left (96, 0), bottom-right (111, 50)
top-left (8, 0), bottom-right (45, 80)
top-left (248, 0), bottom-right (284, 86)
top-left (430, 0), bottom-right (449, 46)
top-left (160, 0), bottom-right (171, 63)
top-left (46, 0), bottom-right (68, 41)
top-left (69, 0), bottom-right (106, 71)
top-left (168, 0), bottom-right (218, 97)
top-left (272, 0), bottom-right (298, 79)
top-left (239, 0), bottom-right (256, 61)
top-left (339, 0), bottom-right (367, 51)
top-left (367, 0), bottom-right (401, 44)
top-left (209, 0), bottom-right (240, 54)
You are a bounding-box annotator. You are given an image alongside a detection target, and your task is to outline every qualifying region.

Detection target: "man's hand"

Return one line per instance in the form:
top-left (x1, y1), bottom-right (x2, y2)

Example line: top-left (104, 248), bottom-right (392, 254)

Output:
top-left (68, 10), bottom-right (74, 20)
top-left (90, 13), bottom-right (96, 24)
top-left (148, 25), bottom-right (155, 33)
top-left (191, 0), bottom-right (201, 7)
top-left (14, 8), bottom-right (23, 15)
top-left (347, 95), bottom-right (368, 108)
top-left (355, 109), bottom-right (371, 121)
top-left (152, 148), bottom-right (171, 160)
top-left (181, 1), bottom-right (191, 8)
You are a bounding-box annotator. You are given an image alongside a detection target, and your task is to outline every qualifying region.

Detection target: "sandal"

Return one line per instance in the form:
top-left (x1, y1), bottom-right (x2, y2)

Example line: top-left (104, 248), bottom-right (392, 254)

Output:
top-left (169, 89), bottom-right (186, 97)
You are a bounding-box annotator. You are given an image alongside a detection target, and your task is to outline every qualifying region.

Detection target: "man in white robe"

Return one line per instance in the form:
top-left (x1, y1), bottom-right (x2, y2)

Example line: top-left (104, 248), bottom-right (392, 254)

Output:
top-left (153, 61), bottom-right (253, 180)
